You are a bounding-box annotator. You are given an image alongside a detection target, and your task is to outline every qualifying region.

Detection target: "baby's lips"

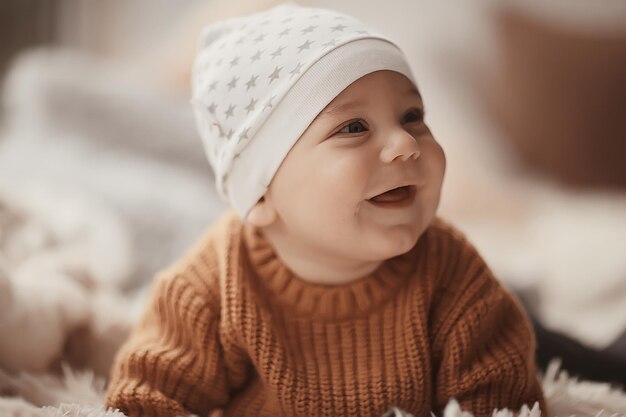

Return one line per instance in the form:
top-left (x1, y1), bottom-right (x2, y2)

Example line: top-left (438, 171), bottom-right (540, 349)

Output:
top-left (368, 185), bottom-right (416, 204)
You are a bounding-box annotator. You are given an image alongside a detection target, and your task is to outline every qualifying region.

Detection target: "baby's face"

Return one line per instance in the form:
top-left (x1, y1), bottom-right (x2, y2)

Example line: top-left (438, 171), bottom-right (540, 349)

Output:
top-left (264, 70), bottom-right (445, 262)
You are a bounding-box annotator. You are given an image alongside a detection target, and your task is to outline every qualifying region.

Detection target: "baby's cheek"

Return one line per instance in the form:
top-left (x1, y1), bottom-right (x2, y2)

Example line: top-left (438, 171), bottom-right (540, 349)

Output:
top-left (325, 157), bottom-right (370, 188)
top-left (430, 142), bottom-right (447, 174)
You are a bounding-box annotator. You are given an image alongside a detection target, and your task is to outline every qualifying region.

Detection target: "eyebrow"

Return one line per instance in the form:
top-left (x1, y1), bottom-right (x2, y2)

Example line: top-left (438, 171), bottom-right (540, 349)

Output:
top-left (315, 85), bottom-right (422, 121)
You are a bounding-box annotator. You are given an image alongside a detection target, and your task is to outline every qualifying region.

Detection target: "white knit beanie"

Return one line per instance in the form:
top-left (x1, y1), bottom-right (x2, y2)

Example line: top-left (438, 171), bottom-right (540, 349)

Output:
top-left (191, 3), bottom-right (415, 219)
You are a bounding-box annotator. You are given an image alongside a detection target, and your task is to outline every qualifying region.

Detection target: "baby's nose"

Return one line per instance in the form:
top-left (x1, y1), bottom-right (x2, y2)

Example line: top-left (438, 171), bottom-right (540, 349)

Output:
top-left (379, 129), bottom-right (420, 163)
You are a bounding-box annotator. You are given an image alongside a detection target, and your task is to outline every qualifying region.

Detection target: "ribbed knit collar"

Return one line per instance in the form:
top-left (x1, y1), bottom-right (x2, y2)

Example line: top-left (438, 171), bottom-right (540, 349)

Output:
top-left (242, 222), bottom-right (417, 321)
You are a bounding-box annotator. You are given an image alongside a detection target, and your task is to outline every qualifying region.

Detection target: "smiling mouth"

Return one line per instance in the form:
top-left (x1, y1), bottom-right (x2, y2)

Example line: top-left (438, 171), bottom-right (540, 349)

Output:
top-left (367, 185), bottom-right (416, 208)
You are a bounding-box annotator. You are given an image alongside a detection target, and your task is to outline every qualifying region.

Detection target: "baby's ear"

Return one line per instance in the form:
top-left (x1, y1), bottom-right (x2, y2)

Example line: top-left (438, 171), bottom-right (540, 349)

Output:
top-left (246, 197), bottom-right (277, 227)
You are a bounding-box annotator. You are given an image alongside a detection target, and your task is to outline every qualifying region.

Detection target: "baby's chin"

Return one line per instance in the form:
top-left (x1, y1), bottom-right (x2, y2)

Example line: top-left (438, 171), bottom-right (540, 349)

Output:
top-left (360, 226), bottom-right (423, 261)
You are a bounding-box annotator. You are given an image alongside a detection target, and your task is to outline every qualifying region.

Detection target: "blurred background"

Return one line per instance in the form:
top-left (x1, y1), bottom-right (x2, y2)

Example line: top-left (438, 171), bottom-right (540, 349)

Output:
top-left (0, 0), bottom-right (624, 386)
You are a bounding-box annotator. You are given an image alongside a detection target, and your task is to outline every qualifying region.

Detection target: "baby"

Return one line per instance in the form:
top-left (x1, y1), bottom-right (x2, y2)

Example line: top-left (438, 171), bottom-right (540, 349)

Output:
top-left (106, 4), bottom-right (546, 417)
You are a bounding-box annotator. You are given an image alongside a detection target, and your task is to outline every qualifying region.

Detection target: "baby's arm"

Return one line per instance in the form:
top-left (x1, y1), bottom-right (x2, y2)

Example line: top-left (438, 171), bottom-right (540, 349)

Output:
top-left (106, 237), bottom-right (246, 417)
top-left (428, 223), bottom-right (546, 417)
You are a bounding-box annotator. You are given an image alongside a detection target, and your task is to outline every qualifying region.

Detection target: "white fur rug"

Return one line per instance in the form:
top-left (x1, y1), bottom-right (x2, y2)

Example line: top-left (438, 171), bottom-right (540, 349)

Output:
top-left (0, 360), bottom-right (624, 417)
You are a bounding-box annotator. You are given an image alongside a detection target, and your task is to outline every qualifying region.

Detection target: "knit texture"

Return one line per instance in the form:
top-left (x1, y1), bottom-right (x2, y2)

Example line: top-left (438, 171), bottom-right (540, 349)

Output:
top-left (105, 211), bottom-right (546, 417)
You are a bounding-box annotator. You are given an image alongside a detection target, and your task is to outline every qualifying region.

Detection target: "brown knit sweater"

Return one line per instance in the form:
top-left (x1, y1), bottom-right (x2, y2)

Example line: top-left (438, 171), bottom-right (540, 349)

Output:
top-left (106, 211), bottom-right (546, 417)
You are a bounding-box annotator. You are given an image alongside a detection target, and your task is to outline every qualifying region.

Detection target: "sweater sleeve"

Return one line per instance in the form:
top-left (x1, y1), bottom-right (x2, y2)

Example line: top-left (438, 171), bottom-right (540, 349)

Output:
top-left (428, 222), bottom-right (547, 417)
top-left (105, 233), bottom-right (244, 417)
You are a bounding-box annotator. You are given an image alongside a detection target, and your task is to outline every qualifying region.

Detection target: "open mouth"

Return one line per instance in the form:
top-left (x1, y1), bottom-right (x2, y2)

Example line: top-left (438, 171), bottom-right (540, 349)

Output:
top-left (367, 185), bottom-right (416, 208)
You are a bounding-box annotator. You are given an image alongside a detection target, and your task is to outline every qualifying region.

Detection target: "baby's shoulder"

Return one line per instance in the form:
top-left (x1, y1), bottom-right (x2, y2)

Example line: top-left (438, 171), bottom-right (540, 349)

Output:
top-left (153, 210), bottom-right (242, 303)
top-left (417, 217), bottom-right (500, 293)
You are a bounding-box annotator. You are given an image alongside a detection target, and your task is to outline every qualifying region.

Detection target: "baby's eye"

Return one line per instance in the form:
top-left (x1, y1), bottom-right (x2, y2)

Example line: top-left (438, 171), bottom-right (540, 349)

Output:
top-left (403, 108), bottom-right (424, 124)
top-left (338, 120), bottom-right (368, 134)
